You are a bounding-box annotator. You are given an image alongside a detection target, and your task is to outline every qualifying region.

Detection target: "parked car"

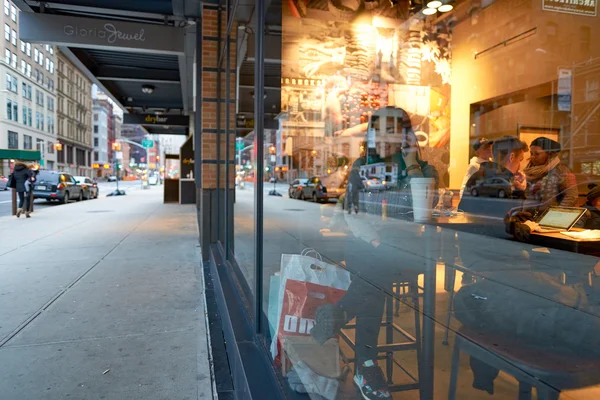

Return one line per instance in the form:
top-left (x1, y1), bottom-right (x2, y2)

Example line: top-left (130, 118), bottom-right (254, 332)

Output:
top-left (297, 176), bottom-right (340, 202)
top-left (0, 175), bottom-right (8, 190)
top-left (108, 175), bottom-right (117, 182)
top-left (469, 177), bottom-right (512, 198)
top-left (288, 179), bottom-right (308, 199)
top-left (74, 176), bottom-right (99, 199)
top-left (362, 176), bottom-right (387, 192)
top-left (33, 171), bottom-right (84, 204)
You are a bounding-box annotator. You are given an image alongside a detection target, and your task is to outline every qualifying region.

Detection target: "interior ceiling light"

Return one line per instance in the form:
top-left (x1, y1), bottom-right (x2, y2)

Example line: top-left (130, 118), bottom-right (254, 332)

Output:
top-left (438, 3), bottom-right (453, 11)
top-left (422, 7), bottom-right (437, 14)
top-left (141, 85), bottom-right (155, 94)
top-left (427, 0), bottom-right (442, 8)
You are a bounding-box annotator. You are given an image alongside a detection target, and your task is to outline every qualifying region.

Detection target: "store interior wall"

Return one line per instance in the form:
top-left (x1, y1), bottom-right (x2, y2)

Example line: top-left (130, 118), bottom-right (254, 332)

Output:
top-left (450, 0), bottom-right (600, 189)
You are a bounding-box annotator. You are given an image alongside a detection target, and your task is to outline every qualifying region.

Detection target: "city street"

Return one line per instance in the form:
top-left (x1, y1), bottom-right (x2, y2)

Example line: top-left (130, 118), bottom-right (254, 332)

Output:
top-left (0, 179), bottom-right (145, 217)
top-left (0, 184), bottom-right (213, 399)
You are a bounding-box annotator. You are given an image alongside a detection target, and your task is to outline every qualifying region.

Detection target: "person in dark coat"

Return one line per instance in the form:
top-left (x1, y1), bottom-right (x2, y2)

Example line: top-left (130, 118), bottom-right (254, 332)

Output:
top-left (10, 161), bottom-right (34, 218)
top-left (580, 184), bottom-right (600, 229)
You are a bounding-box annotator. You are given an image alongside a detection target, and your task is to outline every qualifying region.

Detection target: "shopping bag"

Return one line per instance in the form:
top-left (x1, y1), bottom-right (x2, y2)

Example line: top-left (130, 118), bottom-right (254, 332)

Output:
top-left (270, 249), bottom-right (351, 364)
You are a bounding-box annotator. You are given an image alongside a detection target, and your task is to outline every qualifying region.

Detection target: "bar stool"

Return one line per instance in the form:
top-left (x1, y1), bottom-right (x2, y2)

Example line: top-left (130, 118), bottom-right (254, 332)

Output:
top-left (338, 276), bottom-right (423, 394)
top-left (449, 327), bottom-right (600, 400)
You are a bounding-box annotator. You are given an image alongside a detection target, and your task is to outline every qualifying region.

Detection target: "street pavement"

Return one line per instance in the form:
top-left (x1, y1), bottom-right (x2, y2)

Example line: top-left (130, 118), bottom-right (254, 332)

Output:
top-left (0, 180), bottom-right (145, 217)
top-left (0, 185), bottom-right (214, 400)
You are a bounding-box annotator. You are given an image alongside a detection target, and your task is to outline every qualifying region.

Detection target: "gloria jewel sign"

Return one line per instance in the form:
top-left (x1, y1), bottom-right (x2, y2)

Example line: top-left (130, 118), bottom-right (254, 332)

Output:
top-left (543, 0), bottom-right (597, 16)
top-left (19, 13), bottom-right (184, 55)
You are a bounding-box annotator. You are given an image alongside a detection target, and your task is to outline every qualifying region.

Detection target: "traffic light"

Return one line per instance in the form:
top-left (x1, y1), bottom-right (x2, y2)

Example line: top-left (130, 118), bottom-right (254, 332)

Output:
top-left (156, 155), bottom-right (160, 161)
top-left (117, 164), bottom-right (122, 170)
top-left (112, 142), bottom-right (121, 151)
top-left (54, 142), bottom-right (63, 151)
top-left (269, 145), bottom-right (276, 155)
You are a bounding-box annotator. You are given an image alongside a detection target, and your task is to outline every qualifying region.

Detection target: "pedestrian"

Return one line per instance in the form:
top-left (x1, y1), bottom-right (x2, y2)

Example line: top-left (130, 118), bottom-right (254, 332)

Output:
top-left (11, 161), bottom-right (34, 218)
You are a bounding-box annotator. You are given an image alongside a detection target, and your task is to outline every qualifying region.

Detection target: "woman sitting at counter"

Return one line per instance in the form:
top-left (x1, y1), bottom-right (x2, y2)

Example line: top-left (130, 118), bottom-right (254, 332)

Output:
top-left (524, 137), bottom-right (578, 218)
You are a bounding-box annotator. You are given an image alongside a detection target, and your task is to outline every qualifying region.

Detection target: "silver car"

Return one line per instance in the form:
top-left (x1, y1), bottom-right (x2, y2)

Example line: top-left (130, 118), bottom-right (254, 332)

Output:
top-left (0, 175), bottom-right (8, 190)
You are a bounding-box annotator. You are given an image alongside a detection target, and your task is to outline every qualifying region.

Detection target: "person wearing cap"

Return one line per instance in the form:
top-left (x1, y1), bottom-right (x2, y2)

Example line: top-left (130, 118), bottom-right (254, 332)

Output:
top-left (459, 138), bottom-right (494, 201)
top-left (523, 136), bottom-right (578, 216)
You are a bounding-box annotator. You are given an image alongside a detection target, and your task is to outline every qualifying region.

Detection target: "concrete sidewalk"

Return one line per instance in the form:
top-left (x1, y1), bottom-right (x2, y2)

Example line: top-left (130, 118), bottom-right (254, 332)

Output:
top-left (0, 188), bottom-right (214, 400)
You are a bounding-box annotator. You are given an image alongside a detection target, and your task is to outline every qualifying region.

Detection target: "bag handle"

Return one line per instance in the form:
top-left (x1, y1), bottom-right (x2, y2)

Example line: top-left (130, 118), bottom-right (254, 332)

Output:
top-left (301, 248), bottom-right (323, 261)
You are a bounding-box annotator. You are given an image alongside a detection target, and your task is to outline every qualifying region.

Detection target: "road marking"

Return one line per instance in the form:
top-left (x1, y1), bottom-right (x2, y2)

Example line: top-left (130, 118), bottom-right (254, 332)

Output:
top-left (0, 200), bottom-right (12, 204)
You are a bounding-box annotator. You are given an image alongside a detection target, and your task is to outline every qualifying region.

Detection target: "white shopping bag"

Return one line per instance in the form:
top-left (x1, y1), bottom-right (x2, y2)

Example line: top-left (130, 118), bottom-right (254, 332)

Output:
top-left (270, 249), bottom-right (351, 361)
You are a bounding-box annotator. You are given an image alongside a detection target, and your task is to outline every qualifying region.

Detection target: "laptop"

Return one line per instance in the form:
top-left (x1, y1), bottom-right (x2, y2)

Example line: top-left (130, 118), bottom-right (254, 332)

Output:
top-left (535, 207), bottom-right (588, 233)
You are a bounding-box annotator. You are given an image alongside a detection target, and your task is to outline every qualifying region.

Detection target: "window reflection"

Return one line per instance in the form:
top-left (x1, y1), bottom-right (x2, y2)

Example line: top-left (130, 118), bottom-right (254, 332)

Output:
top-left (234, 0), bottom-right (600, 398)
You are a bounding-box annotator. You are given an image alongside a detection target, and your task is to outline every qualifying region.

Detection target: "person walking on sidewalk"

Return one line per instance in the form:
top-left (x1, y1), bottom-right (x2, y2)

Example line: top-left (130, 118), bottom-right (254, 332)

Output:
top-left (11, 161), bottom-right (34, 218)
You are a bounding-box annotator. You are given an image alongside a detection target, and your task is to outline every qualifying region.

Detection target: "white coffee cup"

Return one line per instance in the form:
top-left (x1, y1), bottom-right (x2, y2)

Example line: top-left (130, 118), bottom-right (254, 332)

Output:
top-left (410, 177), bottom-right (436, 222)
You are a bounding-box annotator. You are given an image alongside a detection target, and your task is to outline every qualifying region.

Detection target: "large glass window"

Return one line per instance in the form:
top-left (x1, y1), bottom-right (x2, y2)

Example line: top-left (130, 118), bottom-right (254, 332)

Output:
top-left (7, 130), bottom-right (17, 149)
top-left (231, 0), bottom-right (600, 399)
top-left (23, 134), bottom-right (32, 150)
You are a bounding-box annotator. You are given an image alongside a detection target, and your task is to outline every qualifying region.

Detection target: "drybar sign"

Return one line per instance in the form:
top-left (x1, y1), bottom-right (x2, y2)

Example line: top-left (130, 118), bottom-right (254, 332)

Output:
top-left (123, 113), bottom-right (189, 126)
top-left (20, 13), bottom-right (184, 55)
top-left (543, 0), bottom-right (597, 16)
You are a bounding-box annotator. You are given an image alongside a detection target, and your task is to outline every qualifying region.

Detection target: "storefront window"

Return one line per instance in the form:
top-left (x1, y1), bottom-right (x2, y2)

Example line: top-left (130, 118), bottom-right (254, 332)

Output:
top-left (234, 0), bottom-right (600, 398)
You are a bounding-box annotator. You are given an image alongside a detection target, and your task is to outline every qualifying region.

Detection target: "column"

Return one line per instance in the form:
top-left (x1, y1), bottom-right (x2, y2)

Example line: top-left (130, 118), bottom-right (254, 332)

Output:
top-left (197, 6), bottom-right (236, 260)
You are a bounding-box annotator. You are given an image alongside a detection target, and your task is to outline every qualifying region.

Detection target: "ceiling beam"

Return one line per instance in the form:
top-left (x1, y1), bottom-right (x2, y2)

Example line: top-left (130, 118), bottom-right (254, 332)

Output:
top-left (93, 66), bottom-right (180, 82)
top-left (26, 1), bottom-right (179, 22)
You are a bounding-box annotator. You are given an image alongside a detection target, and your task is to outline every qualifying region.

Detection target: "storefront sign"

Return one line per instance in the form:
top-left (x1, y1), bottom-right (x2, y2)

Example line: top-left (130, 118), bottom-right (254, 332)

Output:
top-left (542, 0), bottom-right (597, 16)
top-left (557, 69), bottom-right (572, 112)
top-left (20, 13), bottom-right (184, 55)
top-left (123, 113), bottom-right (189, 126)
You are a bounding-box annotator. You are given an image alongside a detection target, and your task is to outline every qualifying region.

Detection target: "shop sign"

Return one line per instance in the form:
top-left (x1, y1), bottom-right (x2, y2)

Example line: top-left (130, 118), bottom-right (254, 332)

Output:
top-left (557, 69), bottom-right (572, 112)
top-left (123, 113), bottom-right (189, 126)
top-left (19, 13), bottom-right (185, 55)
top-left (542, 0), bottom-right (597, 16)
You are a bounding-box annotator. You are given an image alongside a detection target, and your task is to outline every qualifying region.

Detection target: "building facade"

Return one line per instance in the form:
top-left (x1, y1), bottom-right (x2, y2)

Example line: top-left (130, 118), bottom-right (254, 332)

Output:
top-left (56, 49), bottom-right (92, 176)
top-left (92, 99), bottom-right (110, 176)
top-left (0, 0), bottom-right (57, 175)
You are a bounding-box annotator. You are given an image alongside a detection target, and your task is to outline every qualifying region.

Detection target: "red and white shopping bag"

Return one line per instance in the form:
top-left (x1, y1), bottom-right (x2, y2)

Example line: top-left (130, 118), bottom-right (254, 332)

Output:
top-left (271, 249), bottom-right (351, 361)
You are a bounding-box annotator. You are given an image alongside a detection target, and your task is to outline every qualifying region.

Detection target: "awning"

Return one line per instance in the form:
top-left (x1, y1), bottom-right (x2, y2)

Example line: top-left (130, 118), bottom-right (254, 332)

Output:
top-left (0, 149), bottom-right (41, 161)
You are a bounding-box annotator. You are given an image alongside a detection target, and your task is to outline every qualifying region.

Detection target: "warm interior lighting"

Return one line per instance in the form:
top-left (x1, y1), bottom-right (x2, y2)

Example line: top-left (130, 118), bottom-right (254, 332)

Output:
top-left (427, 0), bottom-right (442, 8)
top-left (422, 7), bottom-right (437, 15)
top-left (439, 4), bottom-right (453, 12)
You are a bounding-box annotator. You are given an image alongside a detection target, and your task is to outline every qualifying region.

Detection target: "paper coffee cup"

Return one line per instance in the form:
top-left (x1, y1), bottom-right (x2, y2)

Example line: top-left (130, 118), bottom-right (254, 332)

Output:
top-left (410, 177), bottom-right (436, 222)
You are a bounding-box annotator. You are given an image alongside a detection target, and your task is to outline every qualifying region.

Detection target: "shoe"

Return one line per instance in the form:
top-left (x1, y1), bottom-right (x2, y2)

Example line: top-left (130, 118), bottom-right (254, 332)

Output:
top-left (16, 208), bottom-right (22, 218)
top-left (25, 211), bottom-right (31, 218)
top-left (354, 360), bottom-right (391, 399)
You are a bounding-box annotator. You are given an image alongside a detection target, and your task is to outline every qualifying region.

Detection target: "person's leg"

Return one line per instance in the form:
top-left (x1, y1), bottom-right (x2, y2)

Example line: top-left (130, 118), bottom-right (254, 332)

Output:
top-left (17, 191), bottom-right (24, 208)
top-left (24, 191), bottom-right (31, 215)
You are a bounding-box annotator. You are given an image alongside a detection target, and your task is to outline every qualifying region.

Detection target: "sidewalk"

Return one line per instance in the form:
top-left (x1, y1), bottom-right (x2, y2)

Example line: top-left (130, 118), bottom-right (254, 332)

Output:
top-left (0, 188), bottom-right (214, 400)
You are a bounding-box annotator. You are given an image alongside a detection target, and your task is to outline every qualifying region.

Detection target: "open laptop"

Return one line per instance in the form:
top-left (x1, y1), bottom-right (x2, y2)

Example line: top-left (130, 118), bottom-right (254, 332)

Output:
top-left (534, 207), bottom-right (588, 233)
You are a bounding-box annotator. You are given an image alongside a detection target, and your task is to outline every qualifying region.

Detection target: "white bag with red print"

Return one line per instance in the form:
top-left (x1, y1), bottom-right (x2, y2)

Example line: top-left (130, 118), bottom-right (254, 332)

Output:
top-left (270, 249), bottom-right (351, 361)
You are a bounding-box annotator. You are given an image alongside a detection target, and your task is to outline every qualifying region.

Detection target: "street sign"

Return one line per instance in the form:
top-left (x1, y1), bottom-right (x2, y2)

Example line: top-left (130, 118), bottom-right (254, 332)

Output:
top-left (557, 69), bottom-right (572, 112)
top-left (236, 141), bottom-right (244, 151)
top-left (116, 151), bottom-right (123, 160)
top-left (142, 139), bottom-right (154, 148)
